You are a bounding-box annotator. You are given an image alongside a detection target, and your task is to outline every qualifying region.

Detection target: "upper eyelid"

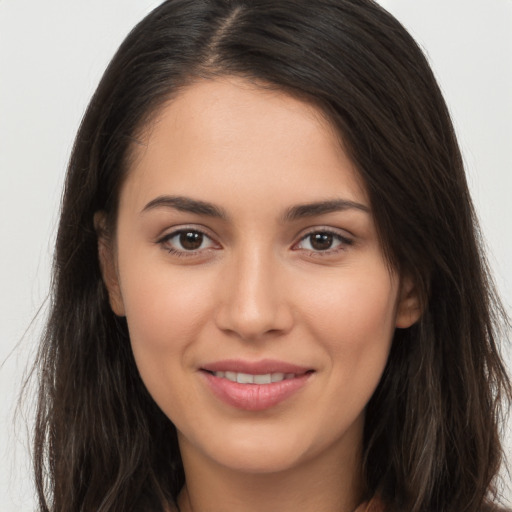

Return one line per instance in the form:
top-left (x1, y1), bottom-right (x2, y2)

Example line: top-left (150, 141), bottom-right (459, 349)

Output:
top-left (295, 225), bottom-right (354, 241)
top-left (156, 224), bottom-right (217, 241)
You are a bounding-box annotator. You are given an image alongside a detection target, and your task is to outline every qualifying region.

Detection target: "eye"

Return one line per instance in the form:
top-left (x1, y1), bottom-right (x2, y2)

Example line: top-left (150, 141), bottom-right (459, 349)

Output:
top-left (158, 228), bottom-right (218, 255)
top-left (295, 230), bottom-right (353, 253)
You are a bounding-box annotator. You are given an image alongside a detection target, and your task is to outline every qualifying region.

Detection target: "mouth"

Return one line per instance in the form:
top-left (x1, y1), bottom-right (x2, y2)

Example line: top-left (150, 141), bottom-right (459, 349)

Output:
top-left (203, 370), bottom-right (312, 384)
top-left (199, 360), bottom-right (315, 411)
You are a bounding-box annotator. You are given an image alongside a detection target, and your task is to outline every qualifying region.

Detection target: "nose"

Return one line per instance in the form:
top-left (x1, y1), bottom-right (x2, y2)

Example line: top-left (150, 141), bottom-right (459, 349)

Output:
top-left (215, 247), bottom-right (294, 341)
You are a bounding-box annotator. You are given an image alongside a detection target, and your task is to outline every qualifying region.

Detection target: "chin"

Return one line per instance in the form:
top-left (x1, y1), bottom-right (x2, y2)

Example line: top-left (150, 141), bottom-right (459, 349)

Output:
top-left (210, 444), bottom-right (309, 475)
top-left (178, 416), bottom-right (360, 477)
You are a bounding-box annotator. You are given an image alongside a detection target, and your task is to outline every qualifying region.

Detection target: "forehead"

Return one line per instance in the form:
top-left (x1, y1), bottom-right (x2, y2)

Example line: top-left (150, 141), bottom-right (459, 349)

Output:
top-left (120, 77), bottom-right (368, 213)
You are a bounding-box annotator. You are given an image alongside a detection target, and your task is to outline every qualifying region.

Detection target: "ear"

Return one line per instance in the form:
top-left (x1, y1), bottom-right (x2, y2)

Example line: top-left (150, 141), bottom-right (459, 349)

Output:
top-left (395, 276), bottom-right (422, 328)
top-left (94, 212), bottom-right (126, 317)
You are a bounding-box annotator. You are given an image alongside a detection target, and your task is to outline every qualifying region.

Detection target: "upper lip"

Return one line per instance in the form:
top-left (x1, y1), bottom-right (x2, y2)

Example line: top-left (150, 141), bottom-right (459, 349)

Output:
top-left (200, 359), bottom-right (312, 375)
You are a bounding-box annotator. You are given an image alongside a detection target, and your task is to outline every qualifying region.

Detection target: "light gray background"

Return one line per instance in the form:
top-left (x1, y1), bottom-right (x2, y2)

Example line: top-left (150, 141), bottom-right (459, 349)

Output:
top-left (1, 1), bottom-right (510, 509)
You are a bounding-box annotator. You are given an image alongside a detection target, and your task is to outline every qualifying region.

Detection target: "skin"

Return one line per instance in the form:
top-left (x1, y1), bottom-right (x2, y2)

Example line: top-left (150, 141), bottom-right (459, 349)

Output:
top-left (98, 77), bottom-right (420, 512)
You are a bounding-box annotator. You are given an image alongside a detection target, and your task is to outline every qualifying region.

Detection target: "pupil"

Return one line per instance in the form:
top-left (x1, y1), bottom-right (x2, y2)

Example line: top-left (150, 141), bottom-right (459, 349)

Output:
top-left (180, 231), bottom-right (203, 250)
top-left (311, 233), bottom-right (333, 250)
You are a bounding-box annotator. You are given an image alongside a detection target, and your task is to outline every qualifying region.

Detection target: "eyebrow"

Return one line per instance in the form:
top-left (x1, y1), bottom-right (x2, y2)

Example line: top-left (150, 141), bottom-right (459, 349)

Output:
top-left (141, 195), bottom-right (228, 218)
top-left (282, 199), bottom-right (370, 222)
top-left (140, 195), bottom-right (370, 221)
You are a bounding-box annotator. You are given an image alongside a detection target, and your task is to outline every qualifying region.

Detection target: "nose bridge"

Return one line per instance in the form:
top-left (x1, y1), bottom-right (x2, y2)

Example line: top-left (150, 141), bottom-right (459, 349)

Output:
top-left (216, 241), bottom-right (291, 340)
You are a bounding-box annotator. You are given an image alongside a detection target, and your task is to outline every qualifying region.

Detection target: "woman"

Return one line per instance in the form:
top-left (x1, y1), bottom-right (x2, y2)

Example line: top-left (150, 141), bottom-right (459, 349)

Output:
top-left (33, 0), bottom-right (511, 511)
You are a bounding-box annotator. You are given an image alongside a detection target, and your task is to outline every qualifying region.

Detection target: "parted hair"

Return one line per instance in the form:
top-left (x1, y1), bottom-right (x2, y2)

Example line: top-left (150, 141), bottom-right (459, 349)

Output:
top-left (32, 1), bottom-right (511, 511)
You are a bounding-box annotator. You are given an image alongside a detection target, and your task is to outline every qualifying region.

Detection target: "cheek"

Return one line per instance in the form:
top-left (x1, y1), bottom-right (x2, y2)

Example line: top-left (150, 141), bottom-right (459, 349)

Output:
top-left (301, 265), bottom-right (396, 337)
top-left (297, 264), bottom-right (397, 387)
top-left (305, 271), bottom-right (397, 433)
top-left (119, 269), bottom-right (216, 425)
top-left (119, 246), bottom-right (210, 338)
top-left (116, 255), bottom-right (214, 388)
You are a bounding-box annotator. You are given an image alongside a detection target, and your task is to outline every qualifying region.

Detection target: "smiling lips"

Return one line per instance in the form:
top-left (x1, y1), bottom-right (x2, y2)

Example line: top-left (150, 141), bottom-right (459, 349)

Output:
top-left (201, 359), bottom-right (314, 411)
top-left (212, 371), bottom-right (297, 384)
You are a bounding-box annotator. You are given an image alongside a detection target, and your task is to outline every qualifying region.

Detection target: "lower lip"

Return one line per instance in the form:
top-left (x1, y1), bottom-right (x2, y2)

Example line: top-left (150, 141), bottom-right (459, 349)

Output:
top-left (201, 371), bottom-right (312, 411)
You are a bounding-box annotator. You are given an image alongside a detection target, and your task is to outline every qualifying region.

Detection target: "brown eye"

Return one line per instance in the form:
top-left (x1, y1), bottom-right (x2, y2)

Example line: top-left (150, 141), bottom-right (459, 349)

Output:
top-left (295, 230), bottom-right (353, 254)
top-left (309, 233), bottom-right (334, 251)
top-left (180, 231), bottom-right (204, 250)
top-left (159, 229), bottom-right (217, 255)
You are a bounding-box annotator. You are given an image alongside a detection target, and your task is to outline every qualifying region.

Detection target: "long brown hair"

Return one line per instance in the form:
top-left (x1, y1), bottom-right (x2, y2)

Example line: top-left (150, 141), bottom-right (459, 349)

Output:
top-left (32, 1), bottom-right (511, 511)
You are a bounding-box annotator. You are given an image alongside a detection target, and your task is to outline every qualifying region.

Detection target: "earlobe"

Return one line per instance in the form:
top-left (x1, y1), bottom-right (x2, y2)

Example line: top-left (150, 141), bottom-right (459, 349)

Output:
top-left (94, 212), bottom-right (126, 317)
top-left (395, 276), bottom-right (422, 328)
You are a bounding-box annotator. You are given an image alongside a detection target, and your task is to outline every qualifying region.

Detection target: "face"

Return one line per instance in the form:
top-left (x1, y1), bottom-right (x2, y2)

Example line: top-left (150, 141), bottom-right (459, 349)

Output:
top-left (99, 77), bottom-right (419, 477)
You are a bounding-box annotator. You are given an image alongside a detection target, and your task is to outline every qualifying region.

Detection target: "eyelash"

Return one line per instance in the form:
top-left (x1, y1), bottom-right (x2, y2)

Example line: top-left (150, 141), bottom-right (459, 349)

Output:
top-left (156, 227), bottom-right (353, 258)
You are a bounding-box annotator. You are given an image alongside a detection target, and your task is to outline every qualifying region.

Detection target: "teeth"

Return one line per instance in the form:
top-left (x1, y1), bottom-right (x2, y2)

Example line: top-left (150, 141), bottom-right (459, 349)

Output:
top-left (212, 371), bottom-right (295, 384)
top-left (254, 374), bottom-right (272, 384)
top-left (237, 372), bottom-right (254, 384)
top-left (225, 371), bottom-right (237, 381)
